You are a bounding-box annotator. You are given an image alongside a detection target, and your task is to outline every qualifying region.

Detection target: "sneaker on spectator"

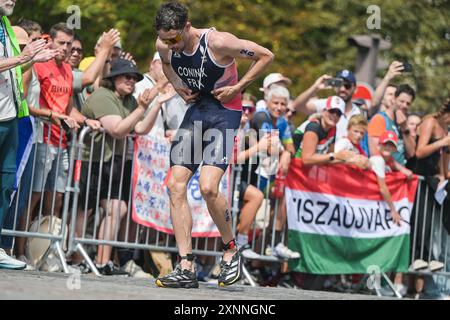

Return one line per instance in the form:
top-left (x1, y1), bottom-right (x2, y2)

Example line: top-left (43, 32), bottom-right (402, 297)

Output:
top-left (122, 260), bottom-right (153, 278)
top-left (78, 261), bottom-right (93, 274)
top-left (17, 255), bottom-right (35, 271)
top-left (240, 244), bottom-right (260, 260)
top-left (97, 261), bottom-right (129, 276)
top-left (0, 249), bottom-right (26, 270)
top-left (411, 259), bottom-right (428, 271)
top-left (273, 243), bottom-right (300, 259)
top-left (429, 260), bottom-right (444, 272)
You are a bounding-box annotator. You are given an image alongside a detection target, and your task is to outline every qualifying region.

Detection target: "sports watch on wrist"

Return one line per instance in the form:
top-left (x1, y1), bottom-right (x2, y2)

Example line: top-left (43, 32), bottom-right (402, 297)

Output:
top-left (329, 153), bottom-right (335, 162)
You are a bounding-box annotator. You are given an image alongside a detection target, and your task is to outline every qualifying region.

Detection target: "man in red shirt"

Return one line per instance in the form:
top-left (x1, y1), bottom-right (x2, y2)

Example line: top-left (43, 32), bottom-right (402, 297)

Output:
top-left (30, 23), bottom-right (100, 218)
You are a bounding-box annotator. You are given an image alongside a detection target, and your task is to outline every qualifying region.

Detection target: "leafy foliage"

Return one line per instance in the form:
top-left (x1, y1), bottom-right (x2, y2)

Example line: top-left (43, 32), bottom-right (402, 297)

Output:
top-left (13, 0), bottom-right (450, 113)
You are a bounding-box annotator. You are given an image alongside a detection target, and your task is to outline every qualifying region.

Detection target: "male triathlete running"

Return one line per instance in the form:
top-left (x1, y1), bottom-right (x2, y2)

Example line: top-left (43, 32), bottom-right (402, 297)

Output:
top-left (154, 1), bottom-right (274, 288)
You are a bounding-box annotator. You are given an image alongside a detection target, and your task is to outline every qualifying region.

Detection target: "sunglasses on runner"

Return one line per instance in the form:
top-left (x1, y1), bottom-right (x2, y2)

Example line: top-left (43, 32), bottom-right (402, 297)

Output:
top-left (159, 28), bottom-right (184, 46)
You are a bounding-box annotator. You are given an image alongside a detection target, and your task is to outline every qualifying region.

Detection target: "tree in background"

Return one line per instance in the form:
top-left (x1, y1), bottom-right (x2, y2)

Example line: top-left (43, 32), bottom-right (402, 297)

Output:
top-left (14, 0), bottom-right (449, 115)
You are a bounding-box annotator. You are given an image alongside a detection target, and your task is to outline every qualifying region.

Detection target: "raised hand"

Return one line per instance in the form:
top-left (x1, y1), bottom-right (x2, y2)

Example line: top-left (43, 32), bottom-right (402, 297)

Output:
top-left (32, 48), bottom-right (59, 63)
top-left (137, 88), bottom-right (155, 109)
top-left (385, 61), bottom-right (404, 81)
top-left (313, 74), bottom-right (333, 91)
top-left (20, 39), bottom-right (47, 63)
top-left (97, 29), bottom-right (121, 52)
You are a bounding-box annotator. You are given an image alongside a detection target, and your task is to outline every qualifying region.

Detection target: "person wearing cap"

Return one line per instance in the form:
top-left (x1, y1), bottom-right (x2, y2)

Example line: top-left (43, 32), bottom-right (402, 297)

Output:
top-left (294, 95), bottom-right (352, 165)
top-left (292, 69), bottom-right (367, 141)
top-left (154, 1), bottom-right (274, 288)
top-left (256, 72), bottom-right (292, 110)
top-left (111, 39), bottom-right (122, 63)
top-left (73, 58), bottom-right (169, 276)
top-left (369, 130), bottom-right (413, 226)
top-left (369, 130), bottom-right (413, 297)
top-left (67, 29), bottom-right (121, 111)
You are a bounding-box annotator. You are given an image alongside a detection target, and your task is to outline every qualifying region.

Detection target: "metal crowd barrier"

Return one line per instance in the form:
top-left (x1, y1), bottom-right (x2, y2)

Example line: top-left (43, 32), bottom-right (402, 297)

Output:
top-left (65, 127), bottom-right (289, 284)
top-left (1, 118), bottom-right (77, 273)
top-left (2, 121), bottom-right (449, 294)
top-left (408, 177), bottom-right (449, 277)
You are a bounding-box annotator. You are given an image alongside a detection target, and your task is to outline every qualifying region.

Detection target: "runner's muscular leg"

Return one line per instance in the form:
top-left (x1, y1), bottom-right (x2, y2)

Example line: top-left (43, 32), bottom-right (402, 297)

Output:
top-left (199, 165), bottom-right (236, 262)
top-left (167, 165), bottom-right (194, 270)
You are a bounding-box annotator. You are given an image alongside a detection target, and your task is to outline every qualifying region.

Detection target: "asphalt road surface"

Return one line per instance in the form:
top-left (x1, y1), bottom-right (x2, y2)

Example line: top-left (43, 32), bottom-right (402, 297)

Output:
top-left (0, 269), bottom-right (387, 300)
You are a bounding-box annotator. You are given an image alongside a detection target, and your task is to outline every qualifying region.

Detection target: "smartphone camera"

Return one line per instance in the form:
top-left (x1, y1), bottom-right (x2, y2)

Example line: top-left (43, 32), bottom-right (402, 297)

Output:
top-left (326, 78), bottom-right (343, 87)
top-left (402, 62), bottom-right (413, 73)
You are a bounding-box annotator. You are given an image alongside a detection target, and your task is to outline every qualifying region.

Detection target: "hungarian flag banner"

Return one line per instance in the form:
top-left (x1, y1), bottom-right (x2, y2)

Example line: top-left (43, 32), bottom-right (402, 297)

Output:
top-left (285, 159), bottom-right (418, 275)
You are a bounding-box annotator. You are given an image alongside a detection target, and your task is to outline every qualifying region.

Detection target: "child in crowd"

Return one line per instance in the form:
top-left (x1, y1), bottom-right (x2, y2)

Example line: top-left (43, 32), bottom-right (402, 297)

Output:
top-left (369, 131), bottom-right (413, 226)
top-left (334, 114), bottom-right (370, 169)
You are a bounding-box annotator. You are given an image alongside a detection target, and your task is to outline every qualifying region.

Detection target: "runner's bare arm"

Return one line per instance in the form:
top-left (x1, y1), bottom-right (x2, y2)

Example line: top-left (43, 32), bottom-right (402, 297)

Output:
top-left (209, 31), bottom-right (274, 103)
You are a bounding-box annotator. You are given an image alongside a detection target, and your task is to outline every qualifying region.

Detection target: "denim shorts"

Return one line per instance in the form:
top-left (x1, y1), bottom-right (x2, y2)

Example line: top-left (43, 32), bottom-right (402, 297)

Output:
top-left (32, 143), bottom-right (69, 194)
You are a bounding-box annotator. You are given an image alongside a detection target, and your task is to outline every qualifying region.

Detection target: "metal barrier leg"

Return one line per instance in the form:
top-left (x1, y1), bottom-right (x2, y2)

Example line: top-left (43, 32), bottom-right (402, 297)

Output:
top-left (34, 244), bottom-right (52, 271)
top-left (54, 241), bottom-right (69, 274)
top-left (76, 243), bottom-right (101, 276)
top-left (242, 264), bottom-right (257, 287)
top-left (381, 272), bottom-right (402, 299)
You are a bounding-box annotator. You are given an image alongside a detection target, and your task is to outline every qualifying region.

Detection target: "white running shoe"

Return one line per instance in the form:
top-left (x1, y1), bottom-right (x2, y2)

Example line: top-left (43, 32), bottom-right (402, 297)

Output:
top-left (239, 245), bottom-right (261, 260)
top-left (411, 259), bottom-right (428, 271)
top-left (429, 260), bottom-right (444, 272)
top-left (0, 249), bottom-right (26, 270)
top-left (273, 243), bottom-right (300, 259)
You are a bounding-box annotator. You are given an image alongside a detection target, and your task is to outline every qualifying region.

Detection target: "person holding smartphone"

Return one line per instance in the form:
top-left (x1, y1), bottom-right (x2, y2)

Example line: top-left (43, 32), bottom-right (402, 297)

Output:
top-left (291, 69), bottom-right (370, 140)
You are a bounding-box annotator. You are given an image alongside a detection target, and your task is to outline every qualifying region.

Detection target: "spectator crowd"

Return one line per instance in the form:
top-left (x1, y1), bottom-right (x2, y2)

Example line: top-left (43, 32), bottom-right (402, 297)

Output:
top-left (0, 1), bottom-right (449, 299)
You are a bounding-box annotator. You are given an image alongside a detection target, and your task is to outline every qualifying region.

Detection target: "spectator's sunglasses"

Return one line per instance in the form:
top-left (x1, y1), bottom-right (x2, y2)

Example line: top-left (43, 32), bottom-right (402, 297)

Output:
top-left (159, 28), bottom-right (185, 46)
top-left (124, 74), bottom-right (139, 81)
top-left (71, 47), bottom-right (83, 54)
top-left (327, 109), bottom-right (343, 118)
top-left (242, 104), bottom-right (256, 114)
top-left (340, 81), bottom-right (353, 90)
top-left (287, 109), bottom-right (297, 115)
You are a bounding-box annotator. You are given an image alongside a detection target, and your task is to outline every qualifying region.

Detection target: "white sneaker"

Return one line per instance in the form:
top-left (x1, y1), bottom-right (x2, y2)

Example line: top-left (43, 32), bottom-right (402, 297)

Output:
top-left (273, 243), bottom-right (300, 259)
top-left (0, 249), bottom-right (26, 270)
top-left (429, 260), bottom-right (444, 272)
top-left (121, 260), bottom-right (153, 278)
top-left (393, 283), bottom-right (408, 297)
top-left (239, 245), bottom-right (261, 259)
top-left (411, 259), bottom-right (428, 271)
